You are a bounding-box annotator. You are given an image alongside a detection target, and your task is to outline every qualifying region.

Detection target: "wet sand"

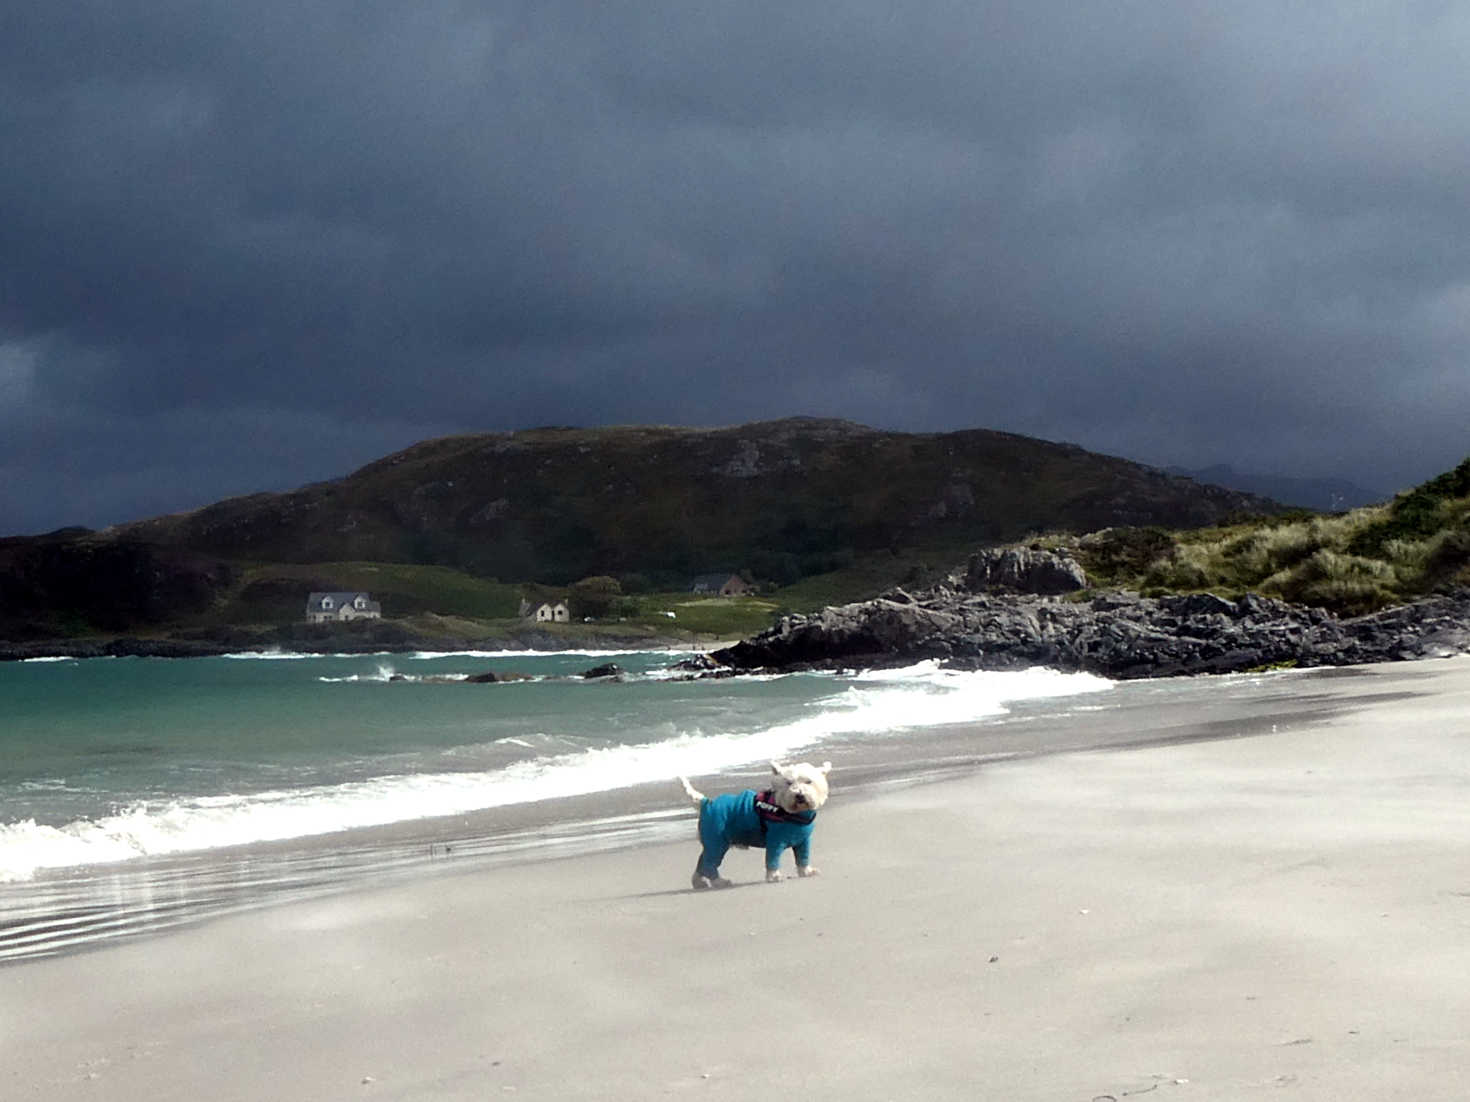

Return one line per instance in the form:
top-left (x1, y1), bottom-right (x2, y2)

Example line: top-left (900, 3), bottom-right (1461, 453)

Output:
top-left (6, 657), bottom-right (1470, 1100)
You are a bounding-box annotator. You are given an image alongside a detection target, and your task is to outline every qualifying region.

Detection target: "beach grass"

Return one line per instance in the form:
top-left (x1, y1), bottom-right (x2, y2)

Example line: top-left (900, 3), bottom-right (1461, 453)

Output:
top-left (1049, 466), bottom-right (1470, 614)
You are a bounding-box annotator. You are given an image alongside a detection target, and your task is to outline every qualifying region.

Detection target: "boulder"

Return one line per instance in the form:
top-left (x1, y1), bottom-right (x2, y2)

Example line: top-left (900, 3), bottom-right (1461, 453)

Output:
top-left (964, 548), bottom-right (1088, 595)
top-left (671, 653), bottom-right (728, 673)
top-left (1161, 593), bottom-right (1236, 618)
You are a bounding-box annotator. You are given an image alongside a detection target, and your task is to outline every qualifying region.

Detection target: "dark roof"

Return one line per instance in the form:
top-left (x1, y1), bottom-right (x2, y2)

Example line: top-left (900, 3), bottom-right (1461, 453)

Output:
top-left (690, 573), bottom-right (738, 590)
top-left (306, 591), bottom-right (380, 609)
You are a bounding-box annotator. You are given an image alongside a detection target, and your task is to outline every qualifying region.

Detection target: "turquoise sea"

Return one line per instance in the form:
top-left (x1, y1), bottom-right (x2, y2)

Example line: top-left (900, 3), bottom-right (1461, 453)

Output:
top-left (0, 647), bottom-right (1123, 961)
top-left (3, 645), bottom-right (1338, 963)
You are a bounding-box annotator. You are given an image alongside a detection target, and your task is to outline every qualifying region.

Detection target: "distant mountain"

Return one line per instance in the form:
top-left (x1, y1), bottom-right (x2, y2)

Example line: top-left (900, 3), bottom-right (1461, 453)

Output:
top-left (1169, 464), bottom-right (1387, 512)
top-left (1, 419), bottom-right (1285, 640)
top-left (119, 419), bottom-right (1278, 579)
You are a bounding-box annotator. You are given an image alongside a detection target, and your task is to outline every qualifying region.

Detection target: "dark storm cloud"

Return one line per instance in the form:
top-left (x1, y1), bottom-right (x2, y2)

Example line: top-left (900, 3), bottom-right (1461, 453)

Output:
top-left (3, 1), bottom-right (1468, 534)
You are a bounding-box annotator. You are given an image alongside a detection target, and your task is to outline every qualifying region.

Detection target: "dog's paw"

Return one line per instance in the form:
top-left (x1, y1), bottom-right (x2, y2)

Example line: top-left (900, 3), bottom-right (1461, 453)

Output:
top-left (797, 865), bottom-right (821, 878)
top-left (765, 868), bottom-right (784, 882)
top-left (691, 873), bottom-right (732, 890)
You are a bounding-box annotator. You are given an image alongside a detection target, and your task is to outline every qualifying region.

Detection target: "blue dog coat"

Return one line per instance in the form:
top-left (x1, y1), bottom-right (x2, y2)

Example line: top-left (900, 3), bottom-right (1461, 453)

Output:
top-left (695, 789), bottom-right (817, 879)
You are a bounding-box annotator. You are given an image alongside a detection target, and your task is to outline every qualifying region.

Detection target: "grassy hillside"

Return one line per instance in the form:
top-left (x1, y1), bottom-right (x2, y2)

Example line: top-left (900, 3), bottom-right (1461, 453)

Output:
top-left (1, 419), bottom-right (1291, 643)
top-left (7, 454), bottom-right (1466, 648)
top-left (1051, 457), bottom-right (1470, 614)
top-left (115, 419), bottom-right (1275, 588)
top-left (218, 562), bottom-right (525, 626)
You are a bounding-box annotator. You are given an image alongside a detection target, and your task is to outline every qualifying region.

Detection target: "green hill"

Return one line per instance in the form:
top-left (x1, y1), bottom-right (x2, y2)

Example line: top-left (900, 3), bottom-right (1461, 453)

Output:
top-left (0, 418), bottom-right (1284, 643)
top-left (116, 419), bottom-right (1271, 581)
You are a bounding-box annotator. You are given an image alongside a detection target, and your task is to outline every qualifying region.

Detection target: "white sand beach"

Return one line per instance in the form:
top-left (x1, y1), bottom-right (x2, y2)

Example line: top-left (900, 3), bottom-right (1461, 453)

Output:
top-left (7, 657), bottom-right (1470, 1101)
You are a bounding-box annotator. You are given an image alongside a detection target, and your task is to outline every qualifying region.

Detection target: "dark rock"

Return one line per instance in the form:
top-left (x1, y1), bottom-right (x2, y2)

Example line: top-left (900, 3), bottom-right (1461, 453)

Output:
top-left (1235, 592), bottom-right (1281, 619)
top-left (667, 666), bottom-right (740, 681)
top-left (1161, 593), bottom-right (1237, 618)
top-left (463, 670), bottom-right (534, 683)
top-left (963, 547), bottom-right (1088, 595)
top-left (581, 662), bottom-right (624, 679)
top-left (1089, 591), bottom-right (1143, 612)
top-left (710, 584), bottom-right (1470, 680)
top-left (671, 653), bottom-right (728, 672)
top-left (99, 636), bottom-right (228, 659)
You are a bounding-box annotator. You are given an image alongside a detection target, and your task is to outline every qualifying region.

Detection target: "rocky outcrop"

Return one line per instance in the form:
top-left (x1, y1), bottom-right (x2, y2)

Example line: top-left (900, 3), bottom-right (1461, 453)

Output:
top-left (712, 583), bottom-right (1470, 679)
top-left (964, 547), bottom-right (1088, 595)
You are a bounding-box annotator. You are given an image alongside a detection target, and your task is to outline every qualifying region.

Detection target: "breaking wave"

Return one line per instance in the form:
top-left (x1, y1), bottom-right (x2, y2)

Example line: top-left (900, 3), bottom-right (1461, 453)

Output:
top-left (0, 662), bottom-right (1110, 882)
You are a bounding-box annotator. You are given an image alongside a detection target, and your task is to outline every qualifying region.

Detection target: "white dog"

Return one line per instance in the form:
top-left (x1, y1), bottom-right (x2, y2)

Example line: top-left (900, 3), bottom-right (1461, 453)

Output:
top-left (679, 761), bottom-right (831, 889)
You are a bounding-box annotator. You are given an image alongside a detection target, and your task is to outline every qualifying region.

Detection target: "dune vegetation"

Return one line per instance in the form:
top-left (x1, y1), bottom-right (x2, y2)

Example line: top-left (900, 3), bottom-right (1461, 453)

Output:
top-left (1053, 458), bottom-right (1470, 615)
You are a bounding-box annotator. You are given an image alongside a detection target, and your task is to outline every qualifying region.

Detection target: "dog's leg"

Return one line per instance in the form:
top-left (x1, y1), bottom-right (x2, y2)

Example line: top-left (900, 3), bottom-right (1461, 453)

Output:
top-left (765, 866), bottom-right (822, 881)
top-left (692, 845), bottom-right (733, 890)
top-left (690, 802), bottom-right (732, 889)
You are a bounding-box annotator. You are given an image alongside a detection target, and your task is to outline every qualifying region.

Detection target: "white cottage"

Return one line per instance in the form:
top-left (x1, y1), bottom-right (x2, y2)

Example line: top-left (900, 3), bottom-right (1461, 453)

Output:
top-left (690, 573), bottom-right (752, 597)
top-left (305, 591), bottom-right (382, 623)
top-left (532, 600), bottom-right (570, 623)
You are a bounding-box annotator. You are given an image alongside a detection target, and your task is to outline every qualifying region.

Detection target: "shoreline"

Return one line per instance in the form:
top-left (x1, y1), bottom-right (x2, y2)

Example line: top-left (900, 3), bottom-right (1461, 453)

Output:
top-left (1, 659), bottom-right (1444, 965)
top-left (0, 620), bottom-right (747, 662)
top-left (0, 634), bottom-right (725, 663)
top-left (5, 654), bottom-right (1468, 1099)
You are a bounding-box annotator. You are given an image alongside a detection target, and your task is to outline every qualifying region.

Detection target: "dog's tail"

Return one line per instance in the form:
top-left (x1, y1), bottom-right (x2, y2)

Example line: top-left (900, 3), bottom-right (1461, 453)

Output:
top-left (678, 776), bottom-right (706, 804)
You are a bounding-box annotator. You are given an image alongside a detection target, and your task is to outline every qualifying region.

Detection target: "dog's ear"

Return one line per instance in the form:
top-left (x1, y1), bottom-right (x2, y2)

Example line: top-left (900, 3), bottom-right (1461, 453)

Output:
top-left (770, 760), bottom-right (785, 776)
top-left (818, 761), bottom-right (832, 775)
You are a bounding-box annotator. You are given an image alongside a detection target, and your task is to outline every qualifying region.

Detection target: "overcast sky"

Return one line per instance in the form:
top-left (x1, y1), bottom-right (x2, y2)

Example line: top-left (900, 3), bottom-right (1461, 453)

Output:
top-left (4, 2), bottom-right (1468, 536)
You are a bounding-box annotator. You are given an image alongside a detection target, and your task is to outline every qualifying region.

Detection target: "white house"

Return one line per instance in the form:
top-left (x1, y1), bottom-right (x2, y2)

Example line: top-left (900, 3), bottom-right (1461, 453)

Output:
top-left (690, 572), bottom-right (752, 597)
top-left (305, 592), bottom-right (382, 623)
top-left (533, 600), bottom-right (571, 623)
top-left (519, 597), bottom-right (571, 623)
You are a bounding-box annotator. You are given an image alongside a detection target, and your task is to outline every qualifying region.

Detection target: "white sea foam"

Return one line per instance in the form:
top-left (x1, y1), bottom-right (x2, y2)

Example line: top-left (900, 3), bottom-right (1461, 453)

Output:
top-left (0, 664), bottom-right (1111, 882)
top-left (316, 663), bottom-right (414, 683)
top-left (404, 648), bottom-right (686, 661)
top-left (222, 649), bottom-right (395, 660)
top-left (222, 646), bottom-right (692, 665)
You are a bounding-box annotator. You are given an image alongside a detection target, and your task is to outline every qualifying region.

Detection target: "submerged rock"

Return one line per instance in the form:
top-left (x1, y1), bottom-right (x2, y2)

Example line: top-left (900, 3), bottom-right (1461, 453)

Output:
top-left (580, 662), bottom-right (624, 679)
top-left (464, 670), bottom-right (533, 683)
top-left (671, 652), bottom-right (726, 672)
